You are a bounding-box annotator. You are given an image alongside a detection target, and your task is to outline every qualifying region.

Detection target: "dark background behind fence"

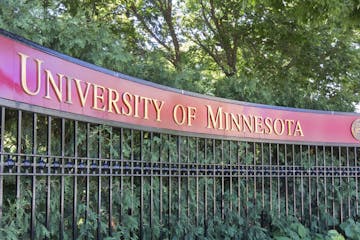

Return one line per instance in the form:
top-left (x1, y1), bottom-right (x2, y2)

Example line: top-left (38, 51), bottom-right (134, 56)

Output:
top-left (0, 106), bottom-right (359, 239)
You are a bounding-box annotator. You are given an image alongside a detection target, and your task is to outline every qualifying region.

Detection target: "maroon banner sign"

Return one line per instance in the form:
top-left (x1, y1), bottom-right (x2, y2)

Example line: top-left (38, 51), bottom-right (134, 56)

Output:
top-left (0, 32), bottom-right (359, 145)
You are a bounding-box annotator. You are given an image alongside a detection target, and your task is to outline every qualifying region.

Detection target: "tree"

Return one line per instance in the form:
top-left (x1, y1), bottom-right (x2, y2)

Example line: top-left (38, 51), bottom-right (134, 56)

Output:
top-left (185, 0), bottom-right (359, 110)
top-left (0, 0), bottom-right (358, 111)
top-left (122, 0), bottom-right (183, 70)
top-left (184, 0), bottom-right (253, 77)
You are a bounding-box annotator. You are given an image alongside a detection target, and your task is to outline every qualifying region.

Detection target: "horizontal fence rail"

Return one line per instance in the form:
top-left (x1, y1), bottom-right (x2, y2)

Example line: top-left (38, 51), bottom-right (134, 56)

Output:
top-left (2, 157), bottom-right (360, 178)
top-left (0, 106), bottom-right (359, 239)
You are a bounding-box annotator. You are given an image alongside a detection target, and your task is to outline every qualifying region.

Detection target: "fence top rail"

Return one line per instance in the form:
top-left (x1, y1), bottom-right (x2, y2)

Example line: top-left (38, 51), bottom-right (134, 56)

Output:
top-left (0, 28), bottom-right (359, 146)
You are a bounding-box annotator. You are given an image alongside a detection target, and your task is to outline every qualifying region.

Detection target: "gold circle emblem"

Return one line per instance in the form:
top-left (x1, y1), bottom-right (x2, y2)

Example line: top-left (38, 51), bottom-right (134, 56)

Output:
top-left (351, 119), bottom-right (360, 141)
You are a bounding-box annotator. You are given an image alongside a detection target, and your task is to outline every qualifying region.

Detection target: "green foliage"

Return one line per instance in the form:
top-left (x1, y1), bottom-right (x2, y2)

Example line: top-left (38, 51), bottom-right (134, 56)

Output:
top-left (339, 219), bottom-right (360, 240)
top-left (0, 121), bottom-right (359, 239)
top-left (272, 217), bottom-right (311, 240)
top-left (0, 2), bottom-right (359, 237)
top-left (0, 0), bottom-right (358, 111)
top-left (0, 198), bottom-right (31, 240)
top-left (2, 191), bottom-right (357, 239)
top-left (326, 230), bottom-right (345, 240)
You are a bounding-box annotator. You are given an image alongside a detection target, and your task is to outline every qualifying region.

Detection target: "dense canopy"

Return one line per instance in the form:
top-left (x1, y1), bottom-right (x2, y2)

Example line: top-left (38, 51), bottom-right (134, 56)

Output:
top-left (0, 0), bottom-right (359, 111)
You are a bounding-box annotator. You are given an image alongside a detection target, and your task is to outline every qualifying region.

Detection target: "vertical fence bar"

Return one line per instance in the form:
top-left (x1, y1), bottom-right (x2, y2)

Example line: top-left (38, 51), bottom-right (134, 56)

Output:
top-left (204, 138), bottom-right (208, 235)
top-left (323, 145), bottom-right (327, 227)
top-left (277, 144), bottom-right (280, 217)
top-left (307, 145), bottom-right (312, 221)
top-left (261, 143), bottom-right (265, 209)
top-left (149, 132), bottom-right (154, 239)
top-left (346, 147), bottom-right (351, 218)
top-left (187, 136), bottom-right (190, 221)
top-left (159, 133), bottom-right (163, 237)
top-left (285, 144), bottom-right (288, 217)
top-left (253, 142), bottom-right (257, 208)
top-left (315, 146), bottom-right (319, 222)
top-left (221, 140), bottom-right (225, 220)
top-left (212, 139), bottom-right (216, 218)
top-left (331, 146), bottom-right (335, 220)
top-left (245, 142), bottom-right (249, 215)
top-left (73, 121), bottom-right (78, 240)
top-left (237, 141), bottom-right (241, 216)
top-left (300, 145), bottom-right (304, 220)
top-left (85, 123), bottom-right (90, 240)
top-left (355, 147), bottom-right (358, 216)
top-left (119, 128), bottom-right (124, 226)
top-left (16, 110), bottom-right (22, 201)
top-left (131, 129), bottom-right (134, 224)
top-left (168, 134), bottom-right (171, 237)
top-left (60, 118), bottom-right (65, 239)
top-left (140, 131), bottom-right (144, 239)
top-left (269, 143), bottom-right (272, 212)
top-left (195, 137), bottom-right (199, 228)
top-left (0, 107), bottom-right (4, 222)
top-left (97, 125), bottom-right (102, 240)
top-left (339, 146), bottom-right (343, 222)
top-left (292, 144), bottom-right (296, 217)
top-left (229, 141), bottom-right (233, 212)
top-left (31, 113), bottom-right (37, 240)
top-left (46, 116), bottom-right (51, 238)
top-left (108, 128), bottom-right (113, 237)
top-left (177, 135), bottom-right (181, 220)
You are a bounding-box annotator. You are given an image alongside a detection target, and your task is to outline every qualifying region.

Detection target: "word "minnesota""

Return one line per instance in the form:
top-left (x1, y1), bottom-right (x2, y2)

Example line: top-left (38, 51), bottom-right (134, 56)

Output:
top-left (207, 106), bottom-right (304, 137)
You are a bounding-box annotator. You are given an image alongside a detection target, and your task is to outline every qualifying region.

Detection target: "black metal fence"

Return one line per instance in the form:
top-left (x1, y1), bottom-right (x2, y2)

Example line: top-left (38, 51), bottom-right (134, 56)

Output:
top-left (0, 105), bottom-right (359, 239)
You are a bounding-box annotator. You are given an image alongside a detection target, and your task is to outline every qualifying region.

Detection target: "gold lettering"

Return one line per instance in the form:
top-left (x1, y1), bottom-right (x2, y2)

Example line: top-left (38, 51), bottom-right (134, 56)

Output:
top-left (108, 88), bottom-right (120, 114)
top-left (19, 52), bottom-right (42, 96)
top-left (206, 105), bottom-right (223, 129)
top-left (152, 99), bottom-right (164, 122)
top-left (187, 106), bottom-right (197, 126)
top-left (173, 104), bottom-right (186, 125)
top-left (121, 92), bottom-right (133, 116)
top-left (141, 96), bottom-right (152, 120)
top-left (254, 116), bottom-right (264, 134)
top-left (294, 121), bottom-right (304, 136)
top-left (65, 76), bottom-right (72, 104)
top-left (274, 118), bottom-right (285, 135)
top-left (242, 115), bottom-right (254, 133)
top-left (74, 79), bottom-right (91, 107)
top-left (44, 70), bottom-right (63, 101)
top-left (264, 117), bottom-right (273, 134)
top-left (285, 119), bottom-right (295, 136)
top-left (224, 111), bottom-right (230, 131)
top-left (134, 95), bottom-right (140, 118)
top-left (231, 114), bottom-right (241, 131)
top-left (92, 84), bottom-right (106, 111)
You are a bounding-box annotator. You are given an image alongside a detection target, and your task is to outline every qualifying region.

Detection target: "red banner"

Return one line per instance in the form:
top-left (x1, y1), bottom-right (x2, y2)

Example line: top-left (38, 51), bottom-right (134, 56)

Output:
top-left (0, 32), bottom-right (359, 145)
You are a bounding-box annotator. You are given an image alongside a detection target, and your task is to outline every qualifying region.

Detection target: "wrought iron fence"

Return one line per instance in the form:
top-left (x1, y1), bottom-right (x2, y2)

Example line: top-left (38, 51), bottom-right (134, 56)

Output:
top-left (0, 105), bottom-right (359, 239)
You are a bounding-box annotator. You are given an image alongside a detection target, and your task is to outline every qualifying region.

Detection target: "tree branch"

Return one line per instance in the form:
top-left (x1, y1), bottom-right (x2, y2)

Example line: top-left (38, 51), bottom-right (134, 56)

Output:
top-left (128, 2), bottom-right (171, 53)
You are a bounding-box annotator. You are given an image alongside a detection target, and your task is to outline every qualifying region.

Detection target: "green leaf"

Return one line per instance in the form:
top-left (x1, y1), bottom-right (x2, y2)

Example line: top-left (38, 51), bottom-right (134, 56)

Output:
top-left (274, 237), bottom-right (292, 240)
